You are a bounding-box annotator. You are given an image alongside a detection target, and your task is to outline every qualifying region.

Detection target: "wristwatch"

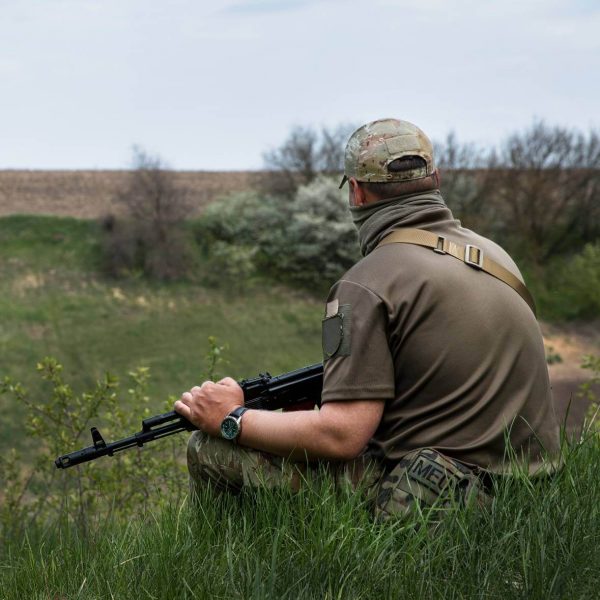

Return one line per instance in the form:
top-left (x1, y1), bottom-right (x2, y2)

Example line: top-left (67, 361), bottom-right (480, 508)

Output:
top-left (220, 406), bottom-right (248, 441)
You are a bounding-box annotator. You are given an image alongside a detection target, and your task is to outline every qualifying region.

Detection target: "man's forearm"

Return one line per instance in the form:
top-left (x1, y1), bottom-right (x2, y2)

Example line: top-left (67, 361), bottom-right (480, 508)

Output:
top-left (238, 401), bottom-right (384, 462)
top-left (237, 409), bottom-right (337, 461)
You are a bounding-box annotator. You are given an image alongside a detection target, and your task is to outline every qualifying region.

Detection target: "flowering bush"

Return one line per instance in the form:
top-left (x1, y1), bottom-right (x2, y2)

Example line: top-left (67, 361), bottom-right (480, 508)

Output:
top-left (197, 177), bottom-right (359, 292)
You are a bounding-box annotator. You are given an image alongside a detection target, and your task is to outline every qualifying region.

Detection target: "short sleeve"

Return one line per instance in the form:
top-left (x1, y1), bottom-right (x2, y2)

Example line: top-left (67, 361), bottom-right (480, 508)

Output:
top-left (321, 279), bottom-right (395, 403)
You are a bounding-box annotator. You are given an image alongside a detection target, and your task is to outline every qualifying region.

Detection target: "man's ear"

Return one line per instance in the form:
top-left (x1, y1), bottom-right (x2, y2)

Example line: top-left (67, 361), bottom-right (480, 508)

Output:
top-left (349, 177), bottom-right (367, 207)
top-left (432, 168), bottom-right (441, 189)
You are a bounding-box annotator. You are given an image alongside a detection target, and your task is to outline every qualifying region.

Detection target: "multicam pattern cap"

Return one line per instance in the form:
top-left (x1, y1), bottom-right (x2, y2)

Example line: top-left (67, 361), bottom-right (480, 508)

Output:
top-left (339, 118), bottom-right (435, 188)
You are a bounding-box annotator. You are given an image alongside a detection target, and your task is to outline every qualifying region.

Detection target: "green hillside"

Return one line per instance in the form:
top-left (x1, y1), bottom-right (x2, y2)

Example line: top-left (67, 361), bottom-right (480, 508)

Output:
top-left (0, 215), bottom-right (323, 451)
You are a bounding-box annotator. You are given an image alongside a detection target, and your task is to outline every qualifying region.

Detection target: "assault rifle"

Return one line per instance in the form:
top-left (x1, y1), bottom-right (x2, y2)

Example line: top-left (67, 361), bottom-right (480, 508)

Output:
top-left (55, 363), bottom-right (323, 469)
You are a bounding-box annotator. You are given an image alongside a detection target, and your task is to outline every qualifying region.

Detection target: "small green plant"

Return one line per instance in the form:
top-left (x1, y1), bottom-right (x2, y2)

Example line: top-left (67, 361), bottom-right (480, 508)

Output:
top-left (203, 335), bottom-right (228, 381)
top-left (582, 354), bottom-right (600, 432)
top-left (0, 336), bottom-right (230, 537)
top-left (0, 359), bottom-right (187, 537)
top-left (545, 345), bottom-right (563, 365)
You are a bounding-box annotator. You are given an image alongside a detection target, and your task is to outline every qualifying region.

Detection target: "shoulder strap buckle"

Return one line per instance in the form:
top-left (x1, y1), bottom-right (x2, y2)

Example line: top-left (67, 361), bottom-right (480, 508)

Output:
top-left (464, 245), bottom-right (483, 269)
top-left (433, 235), bottom-right (447, 255)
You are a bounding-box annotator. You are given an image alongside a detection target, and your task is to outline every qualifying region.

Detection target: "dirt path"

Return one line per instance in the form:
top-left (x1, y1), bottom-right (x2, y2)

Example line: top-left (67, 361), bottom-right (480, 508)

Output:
top-left (542, 321), bottom-right (600, 434)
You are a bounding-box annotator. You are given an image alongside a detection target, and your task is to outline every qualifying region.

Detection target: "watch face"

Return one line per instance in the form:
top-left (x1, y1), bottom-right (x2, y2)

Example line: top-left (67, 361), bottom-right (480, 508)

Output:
top-left (220, 416), bottom-right (240, 440)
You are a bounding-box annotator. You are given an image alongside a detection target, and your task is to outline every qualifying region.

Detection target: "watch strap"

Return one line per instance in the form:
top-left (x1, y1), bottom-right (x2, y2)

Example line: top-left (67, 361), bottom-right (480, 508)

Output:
top-left (228, 406), bottom-right (248, 420)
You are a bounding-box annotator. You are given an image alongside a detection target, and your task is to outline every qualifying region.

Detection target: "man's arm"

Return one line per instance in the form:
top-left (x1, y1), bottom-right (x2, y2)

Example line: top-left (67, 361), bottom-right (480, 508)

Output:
top-left (174, 378), bottom-right (384, 461)
top-left (239, 399), bottom-right (384, 461)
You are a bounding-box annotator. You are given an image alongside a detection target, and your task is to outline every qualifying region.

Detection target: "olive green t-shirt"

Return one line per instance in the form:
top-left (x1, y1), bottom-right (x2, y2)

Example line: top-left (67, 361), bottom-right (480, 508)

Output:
top-left (321, 212), bottom-right (560, 475)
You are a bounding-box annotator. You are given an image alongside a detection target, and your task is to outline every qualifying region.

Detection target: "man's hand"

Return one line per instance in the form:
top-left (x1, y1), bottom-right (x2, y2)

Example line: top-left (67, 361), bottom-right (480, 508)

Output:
top-left (174, 377), bottom-right (244, 437)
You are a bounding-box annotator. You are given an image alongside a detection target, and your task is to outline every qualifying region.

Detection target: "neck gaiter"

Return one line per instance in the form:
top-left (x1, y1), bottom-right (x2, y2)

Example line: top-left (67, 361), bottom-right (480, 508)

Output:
top-left (349, 190), bottom-right (455, 256)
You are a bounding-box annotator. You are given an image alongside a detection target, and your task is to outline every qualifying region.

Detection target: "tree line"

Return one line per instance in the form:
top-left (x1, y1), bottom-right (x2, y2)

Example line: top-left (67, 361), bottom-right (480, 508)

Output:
top-left (100, 122), bottom-right (600, 319)
top-left (262, 121), bottom-right (600, 266)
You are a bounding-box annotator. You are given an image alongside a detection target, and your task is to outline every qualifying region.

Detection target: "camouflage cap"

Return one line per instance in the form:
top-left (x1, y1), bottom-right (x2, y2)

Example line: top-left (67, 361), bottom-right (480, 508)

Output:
top-left (339, 118), bottom-right (435, 188)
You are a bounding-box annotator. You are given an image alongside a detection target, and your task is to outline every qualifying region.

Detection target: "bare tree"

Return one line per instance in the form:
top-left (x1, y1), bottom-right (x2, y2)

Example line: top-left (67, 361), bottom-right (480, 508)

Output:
top-left (262, 123), bottom-right (356, 196)
top-left (102, 146), bottom-right (193, 280)
top-left (486, 121), bottom-right (600, 263)
top-left (434, 132), bottom-right (494, 232)
top-left (319, 124), bottom-right (354, 172)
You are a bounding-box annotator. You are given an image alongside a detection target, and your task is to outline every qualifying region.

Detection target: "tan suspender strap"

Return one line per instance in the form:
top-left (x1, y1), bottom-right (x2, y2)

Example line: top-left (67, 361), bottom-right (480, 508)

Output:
top-left (376, 228), bottom-right (537, 316)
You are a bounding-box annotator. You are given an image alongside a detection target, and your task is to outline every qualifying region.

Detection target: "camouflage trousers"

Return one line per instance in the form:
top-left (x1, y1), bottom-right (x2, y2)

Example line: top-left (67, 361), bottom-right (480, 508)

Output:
top-left (187, 431), bottom-right (490, 520)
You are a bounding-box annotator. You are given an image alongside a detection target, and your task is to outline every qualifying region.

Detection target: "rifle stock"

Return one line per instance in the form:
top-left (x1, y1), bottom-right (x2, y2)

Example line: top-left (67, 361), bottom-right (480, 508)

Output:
top-left (55, 363), bottom-right (323, 469)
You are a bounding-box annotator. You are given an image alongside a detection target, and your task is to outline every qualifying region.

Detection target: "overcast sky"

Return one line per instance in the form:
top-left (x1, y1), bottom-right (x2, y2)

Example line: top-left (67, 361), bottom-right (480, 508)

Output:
top-left (1, 0), bottom-right (598, 170)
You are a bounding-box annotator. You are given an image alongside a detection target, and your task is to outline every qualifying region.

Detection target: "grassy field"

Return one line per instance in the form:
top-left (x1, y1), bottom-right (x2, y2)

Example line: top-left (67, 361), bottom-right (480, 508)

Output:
top-left (2, 214), bottom-right (600, 599)
top-left (2, 436), bottom-right (600, 599)
top-left (0, 215), bottom-right (323, 453)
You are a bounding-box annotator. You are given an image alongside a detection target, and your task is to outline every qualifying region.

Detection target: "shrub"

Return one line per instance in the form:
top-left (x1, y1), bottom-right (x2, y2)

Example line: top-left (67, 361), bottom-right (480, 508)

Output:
top-left (0, 337), bottom-right (228, 537)
top-left (196, 177), bottom-right (359, 293)
top-left (101, 147), bottom-right (193, 281)
top-left (193, 191), bottom-right (271, 286)
top-left (0, 339), bottom-right (229, 540)
top-left (256, 176), bottom-right (359, 288)
top-left (197, 190), bottom-right (275, 249)
top-left (0, 358), bottom-right (186, 537)
top-left (561, 242), bottom-right (600, 318)
top-left (529, 242), bottom-right (600, 320)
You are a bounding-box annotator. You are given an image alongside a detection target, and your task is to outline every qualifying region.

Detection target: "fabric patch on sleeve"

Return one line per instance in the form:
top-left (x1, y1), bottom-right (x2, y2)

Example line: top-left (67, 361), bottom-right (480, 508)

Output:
top-left (325, 298), bottom-right (339, 318)
top-left (322, 304), bottom-right (352, 361)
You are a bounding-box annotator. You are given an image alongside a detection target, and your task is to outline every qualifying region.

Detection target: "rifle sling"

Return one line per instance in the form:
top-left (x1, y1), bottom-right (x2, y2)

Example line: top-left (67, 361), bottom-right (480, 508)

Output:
top-left (376, 228), bottom-right (536, 316)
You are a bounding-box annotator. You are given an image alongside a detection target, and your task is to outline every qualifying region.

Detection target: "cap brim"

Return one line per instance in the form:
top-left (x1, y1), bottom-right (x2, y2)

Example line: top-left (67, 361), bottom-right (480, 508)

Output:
top-left (338, 175), bottom-right (348, 189)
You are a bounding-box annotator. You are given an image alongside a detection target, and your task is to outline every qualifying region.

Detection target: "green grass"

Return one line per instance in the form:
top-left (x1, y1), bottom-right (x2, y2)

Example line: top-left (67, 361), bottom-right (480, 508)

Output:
top-left (0, 214), bottom-right (102, 271)
top-left (2, 214), bottom-right (600, 599)
top-left (2, 438), bottom-right (600, 599)
top-left (0, 215), bottom-right (323, 452)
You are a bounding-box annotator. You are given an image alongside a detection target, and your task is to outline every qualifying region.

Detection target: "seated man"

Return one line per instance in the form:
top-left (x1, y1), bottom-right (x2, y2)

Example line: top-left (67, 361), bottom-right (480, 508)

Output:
top-left (174, 118), bottom-right (561, 519)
